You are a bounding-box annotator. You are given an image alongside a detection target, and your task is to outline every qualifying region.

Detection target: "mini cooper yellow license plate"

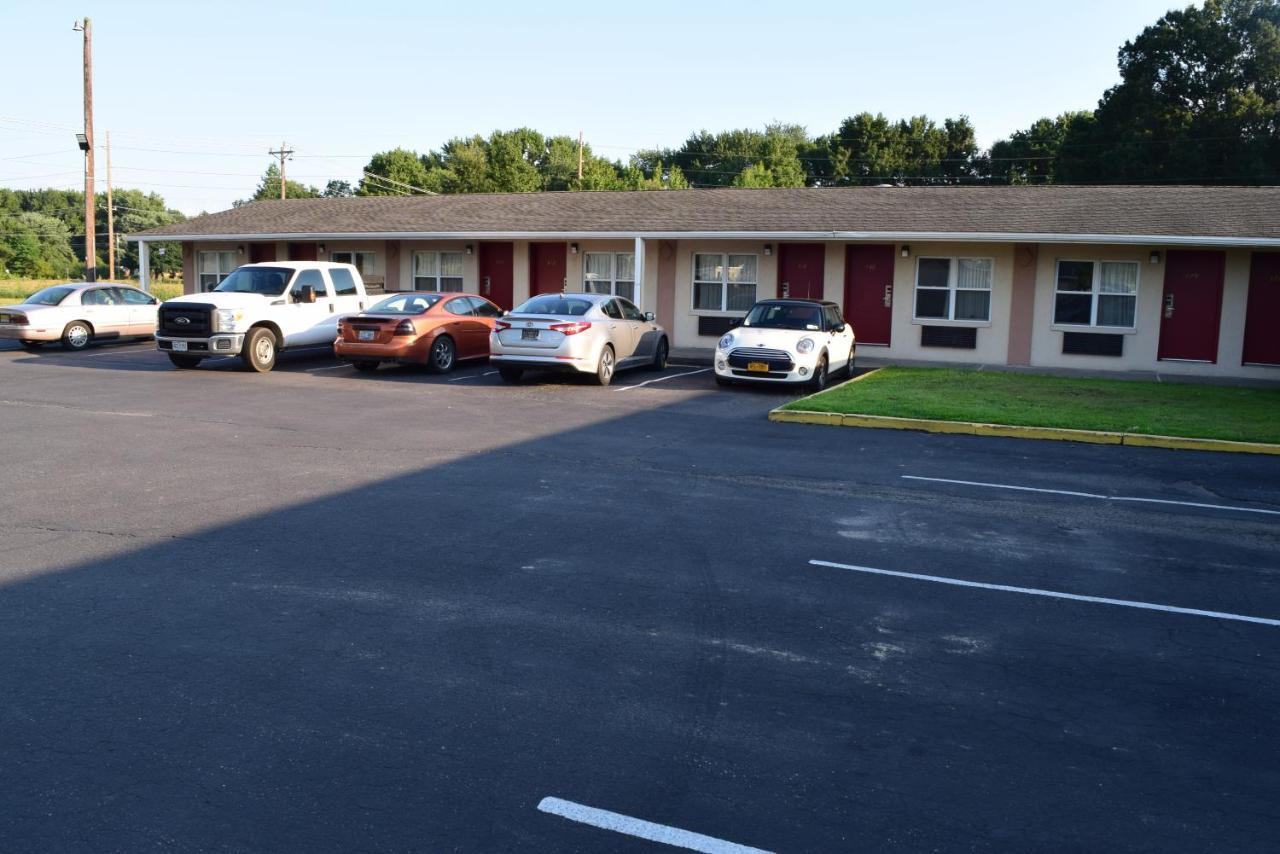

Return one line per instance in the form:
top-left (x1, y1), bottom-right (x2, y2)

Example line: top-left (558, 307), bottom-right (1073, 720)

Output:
top-left (747, 361), bottom-right (769, 372)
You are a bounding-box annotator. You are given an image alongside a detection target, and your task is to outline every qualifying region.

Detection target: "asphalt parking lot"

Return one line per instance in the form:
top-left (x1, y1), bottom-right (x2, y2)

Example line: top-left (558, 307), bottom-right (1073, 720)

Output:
top-left (1, 339), bottom-right (1277, 853)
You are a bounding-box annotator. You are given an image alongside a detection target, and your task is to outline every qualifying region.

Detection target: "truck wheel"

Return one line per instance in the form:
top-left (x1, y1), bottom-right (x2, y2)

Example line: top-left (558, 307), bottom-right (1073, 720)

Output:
top-left (242, 327), bottom-right (277, 372)
top-left (592, 345), bottom-right (615, 386)
top-left (428, 335), bottom-right (456, 374)
top-left (497, 366), bottom-right (523, 383)
top-left (61, 321), bottom-right (93, 351)
top-left (168, 354), bottom-right (203, 369)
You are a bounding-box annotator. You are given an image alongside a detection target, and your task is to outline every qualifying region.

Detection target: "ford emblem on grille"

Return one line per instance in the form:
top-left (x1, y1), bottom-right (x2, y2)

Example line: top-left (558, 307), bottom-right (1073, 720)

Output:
top-left (525, 322), bottom-right (533, 327)
top-left (175, 317), bottom-right (191, 325)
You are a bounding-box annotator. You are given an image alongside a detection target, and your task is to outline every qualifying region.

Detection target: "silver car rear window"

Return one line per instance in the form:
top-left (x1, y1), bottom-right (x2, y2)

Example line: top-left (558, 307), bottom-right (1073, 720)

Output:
top-left (514, 296), bottom-right (592, 316)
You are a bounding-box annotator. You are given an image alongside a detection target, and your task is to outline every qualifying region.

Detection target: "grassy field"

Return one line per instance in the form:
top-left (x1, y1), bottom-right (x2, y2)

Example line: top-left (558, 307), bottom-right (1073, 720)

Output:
top-left (0, 278), bottom-right (184, 303)
top-left (784, 366), bottom-right (1280, 444)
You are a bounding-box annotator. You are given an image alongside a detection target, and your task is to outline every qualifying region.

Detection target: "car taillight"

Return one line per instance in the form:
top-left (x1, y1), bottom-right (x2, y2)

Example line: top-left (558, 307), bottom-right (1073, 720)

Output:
top-left (549, 321), bottom-right (592, 335)
top-left (10, 314), bottom-right (28, 326)
top-left (495, 320), bottom-right (511, 330)
top-left (394, 320), bottom-right (415, 336)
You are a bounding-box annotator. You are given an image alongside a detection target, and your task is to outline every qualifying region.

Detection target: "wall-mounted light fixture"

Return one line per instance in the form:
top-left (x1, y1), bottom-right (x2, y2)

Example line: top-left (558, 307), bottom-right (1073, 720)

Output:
top-left (1149, 250), bottom-right (1161, 265)
top-left (237, 244), bottom-right (245, 256)
top-left (569, 243), bottom-right (579, 254)
top-left (763, 244), bottom-right (773, 256)
top-left (465, 244), bottom-right (474, 255)
top-left (317, 243), bottom-right (326, 254)
top-left (900, 245), bottom-right (910, 258)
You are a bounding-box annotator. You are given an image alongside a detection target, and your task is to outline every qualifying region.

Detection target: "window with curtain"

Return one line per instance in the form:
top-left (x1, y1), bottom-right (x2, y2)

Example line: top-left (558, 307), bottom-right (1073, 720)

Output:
top-left (198, 250), bottom-right (238, 292)
top-left (693, 253), bottom-right (757, 312)
top-left (913, 256), bottom-right (992, 322)
top-left (412, 251), bottom-right (465, 292)
top-left (330, 251), bottom-right (374, 275)
top-left (1054, 260), bottom-right (1138, 328)
top-left (582, 252), bottom-right (637, 302)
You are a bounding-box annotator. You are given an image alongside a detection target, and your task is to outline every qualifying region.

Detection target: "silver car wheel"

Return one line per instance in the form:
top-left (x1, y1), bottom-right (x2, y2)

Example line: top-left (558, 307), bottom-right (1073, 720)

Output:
top-left (65, 323), bottom-right (91, 349)
top-left (596, 346), bottom-right (615, 385)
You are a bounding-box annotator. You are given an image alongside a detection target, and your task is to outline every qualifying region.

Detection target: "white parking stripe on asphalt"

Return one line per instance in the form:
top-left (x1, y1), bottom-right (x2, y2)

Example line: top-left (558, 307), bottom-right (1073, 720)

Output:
top-left (305, 364), bottom-right (351, 372)
top-left (810, 559), bottom-right (1280, 627)
top-left (902, 475), bottom-right (1280, 517)
top-left (448, 370), bottom-right (499, 382)
top-left (537, 797), bottom-right (773, 854)
top-left (613, 367), bottom-right (710, 391)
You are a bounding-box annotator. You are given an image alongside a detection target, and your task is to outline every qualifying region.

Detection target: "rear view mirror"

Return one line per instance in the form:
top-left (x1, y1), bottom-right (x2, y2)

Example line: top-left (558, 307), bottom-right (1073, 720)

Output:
top-left (729, 317), bottom-right (743, 329)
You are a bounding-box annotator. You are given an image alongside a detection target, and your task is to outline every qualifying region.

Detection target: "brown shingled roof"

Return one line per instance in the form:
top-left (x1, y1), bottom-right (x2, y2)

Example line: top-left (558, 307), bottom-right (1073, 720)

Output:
top-left (131, 185), bottom-right (1280, 243)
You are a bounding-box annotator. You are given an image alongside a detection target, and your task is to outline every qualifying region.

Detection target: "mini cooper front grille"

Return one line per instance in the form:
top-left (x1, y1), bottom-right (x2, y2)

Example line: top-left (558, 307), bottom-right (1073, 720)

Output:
top-left (729, 347), bottom-right (791, 360)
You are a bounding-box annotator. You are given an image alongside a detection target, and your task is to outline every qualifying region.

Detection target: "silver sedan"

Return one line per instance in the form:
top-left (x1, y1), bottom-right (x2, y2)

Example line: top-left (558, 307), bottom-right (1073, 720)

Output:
top-left (0, 283), bottom-right (160, 351)
top-left (490, 293), bottom-right (669, 385)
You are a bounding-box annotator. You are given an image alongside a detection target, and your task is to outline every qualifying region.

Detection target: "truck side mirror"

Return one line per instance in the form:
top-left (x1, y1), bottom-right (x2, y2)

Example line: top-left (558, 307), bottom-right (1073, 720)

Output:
top-left (297, 285), bottom-right (317, 304)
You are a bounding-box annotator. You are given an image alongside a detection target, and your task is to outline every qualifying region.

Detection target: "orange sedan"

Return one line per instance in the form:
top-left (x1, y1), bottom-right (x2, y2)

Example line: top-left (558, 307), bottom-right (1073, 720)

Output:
top-left (335, 292), bottom-right (505, 373)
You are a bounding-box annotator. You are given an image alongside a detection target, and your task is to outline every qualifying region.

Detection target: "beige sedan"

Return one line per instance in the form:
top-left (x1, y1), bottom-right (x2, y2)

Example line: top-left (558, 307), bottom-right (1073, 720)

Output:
top-left (0, 283), bottom-right (160, 351)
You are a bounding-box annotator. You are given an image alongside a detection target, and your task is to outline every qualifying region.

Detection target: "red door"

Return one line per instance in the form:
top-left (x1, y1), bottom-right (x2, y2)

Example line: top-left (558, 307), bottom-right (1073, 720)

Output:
top-left (249, 243), bottom-right (276, 263)
top-left (1158, 250), bottom-right (1225, 362)
top-left (843, 245), bottom-right (894, 346)
top-left (777, 243), bottom-right (825, 299)
top-left (287, 242), bottom-right (317, 262)
top-left (1243, 252), bottom-right (1280, 366)
top-left (479, 242), bottom-right (514, 310)
top-left (529, 242), bottom-right (567, 296)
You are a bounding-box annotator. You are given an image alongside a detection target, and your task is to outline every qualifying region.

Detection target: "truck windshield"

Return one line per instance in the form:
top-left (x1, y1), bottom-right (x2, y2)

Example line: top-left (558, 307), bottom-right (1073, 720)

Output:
top-left (214, 266), bottom-right (293, 296)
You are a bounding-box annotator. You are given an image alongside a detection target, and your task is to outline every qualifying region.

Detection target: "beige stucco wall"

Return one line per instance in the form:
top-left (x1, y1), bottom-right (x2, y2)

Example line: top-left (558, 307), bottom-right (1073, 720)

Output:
top-left (1028, 244), bottom-right (1275, 379)
top-left (672, 239), bottom-right (778, 348)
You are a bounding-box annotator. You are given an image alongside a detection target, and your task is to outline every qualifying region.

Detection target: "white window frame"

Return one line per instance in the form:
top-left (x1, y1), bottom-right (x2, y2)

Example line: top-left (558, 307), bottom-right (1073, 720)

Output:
top-left (330, 250), bottom-right (375, 275)
top-left (581, 252), bottom-right (638, 304)
top-left (691, 252), bottom-right (758, 314)
top-left (912, 256), bottom-right (994, 324)
top-left (197, 250), bottom-right (238, 292)
top-left (1052, 259), bottom-right (1140, 331)
top-left (412, 250), bottom-right (465, 292)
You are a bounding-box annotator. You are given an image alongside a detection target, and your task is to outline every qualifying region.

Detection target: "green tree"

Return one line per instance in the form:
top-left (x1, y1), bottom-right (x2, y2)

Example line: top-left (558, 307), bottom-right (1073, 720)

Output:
top-left (358, 148), bottom-right (435, 195)
top-left (0, 211), bottom-right (79, 278)
top-left (236, 163), bottom-right (320, 205)
top-left (988, 112), bottom-right (1094, 183)
top-left (1059, 0), bottom-right (1280, 183)
top-left (827, 113), bottom-right (982, 185)
top-left (322, 180), bottom-right (354, 197)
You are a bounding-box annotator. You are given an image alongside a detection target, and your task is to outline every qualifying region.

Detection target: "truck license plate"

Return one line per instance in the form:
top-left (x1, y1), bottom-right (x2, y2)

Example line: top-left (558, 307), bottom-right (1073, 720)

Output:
top-left (522, 329), bottom-right (539, 340)
top-left (747, 361), bottom-right (769, 372)
top-left (358, 330), bottom-right (375, 341)
top-left (172, 341), bottom-right (188, 352)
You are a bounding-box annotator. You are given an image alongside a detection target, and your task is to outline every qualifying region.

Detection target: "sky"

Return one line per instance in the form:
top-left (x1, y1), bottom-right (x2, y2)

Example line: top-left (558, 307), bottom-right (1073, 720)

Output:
top-left (1, 0), bottom-right (1185, 216)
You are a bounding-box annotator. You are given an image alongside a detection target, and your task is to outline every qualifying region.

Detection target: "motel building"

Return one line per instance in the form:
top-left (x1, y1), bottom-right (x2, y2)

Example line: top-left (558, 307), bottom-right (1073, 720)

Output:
top-left (131, 185), bottom-right (1280, 380)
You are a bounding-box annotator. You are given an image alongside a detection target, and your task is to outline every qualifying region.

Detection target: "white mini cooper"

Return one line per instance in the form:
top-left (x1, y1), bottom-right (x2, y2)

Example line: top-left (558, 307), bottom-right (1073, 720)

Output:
top-left (714, 298), bottom-right (855, 390)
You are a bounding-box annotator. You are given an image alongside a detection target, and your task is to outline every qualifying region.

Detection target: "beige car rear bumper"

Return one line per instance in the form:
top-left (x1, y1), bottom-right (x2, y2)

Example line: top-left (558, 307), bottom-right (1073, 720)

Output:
top-left (0, 325), bottom-right (61, 342)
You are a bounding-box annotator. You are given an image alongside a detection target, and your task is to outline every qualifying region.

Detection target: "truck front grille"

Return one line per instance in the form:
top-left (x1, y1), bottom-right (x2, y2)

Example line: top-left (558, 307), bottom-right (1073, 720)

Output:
top-left (159, 303), bottom-right (213, 337)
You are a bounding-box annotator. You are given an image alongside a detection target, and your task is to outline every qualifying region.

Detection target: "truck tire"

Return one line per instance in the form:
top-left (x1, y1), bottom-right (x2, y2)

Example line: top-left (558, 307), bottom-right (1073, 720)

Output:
top-left (168, 354), bottom-right (203, 369)
top-left (242, 327), bottom-right (277, 373)
top-left (61, 321), bottom-right (93, 351)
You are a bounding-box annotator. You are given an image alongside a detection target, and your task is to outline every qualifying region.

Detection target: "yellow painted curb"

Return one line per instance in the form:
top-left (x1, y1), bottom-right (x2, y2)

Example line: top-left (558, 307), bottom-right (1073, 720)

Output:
top-left (769, 409), bottom-right (1279, 455)
top-left (1121, 433), bottom-right (1280, 455)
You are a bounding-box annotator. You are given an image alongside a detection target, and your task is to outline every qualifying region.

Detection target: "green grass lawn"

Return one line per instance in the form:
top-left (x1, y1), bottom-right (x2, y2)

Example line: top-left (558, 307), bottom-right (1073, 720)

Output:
top-left (784, 366), bottom-right (1280, 444)
top-left (0, 278), bottom-right (184, 303)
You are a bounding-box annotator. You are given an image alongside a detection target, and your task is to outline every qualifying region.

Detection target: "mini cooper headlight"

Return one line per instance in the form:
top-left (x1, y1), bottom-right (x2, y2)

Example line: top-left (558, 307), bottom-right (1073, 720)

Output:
top-left (718, 333), bottom-right (734, 351)
top-left (796, 337), bottom-right (815, 354)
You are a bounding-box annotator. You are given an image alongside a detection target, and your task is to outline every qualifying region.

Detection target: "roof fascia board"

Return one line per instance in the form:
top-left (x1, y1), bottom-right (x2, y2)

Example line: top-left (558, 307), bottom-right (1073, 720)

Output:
top-left (128, 230), bottom-right (1280, 247)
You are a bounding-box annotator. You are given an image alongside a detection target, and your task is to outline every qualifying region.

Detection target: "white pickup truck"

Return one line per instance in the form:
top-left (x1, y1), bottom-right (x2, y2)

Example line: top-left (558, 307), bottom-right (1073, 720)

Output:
top-left (155, 261), bottom-right (371, 371)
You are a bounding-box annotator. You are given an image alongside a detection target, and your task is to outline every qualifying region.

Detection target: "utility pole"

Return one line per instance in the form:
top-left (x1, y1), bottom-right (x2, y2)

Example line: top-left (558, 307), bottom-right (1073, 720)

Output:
top-left (106, 130), bottom-right (114, 280)
top-left (74, 17), bottom-right (95, 281)
top-left (268, 141), bottom-right (294, 200)
top-left (577, 130), bottom-right (584, 182)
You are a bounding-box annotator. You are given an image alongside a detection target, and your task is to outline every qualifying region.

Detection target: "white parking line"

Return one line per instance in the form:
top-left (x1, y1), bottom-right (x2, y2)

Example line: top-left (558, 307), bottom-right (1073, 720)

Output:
top-left (902, 475), bottom-right (1280, 517)
top-left (613, 367), bottom-right (710, 391)
top-left (448, 370), bottom-right (498, 382)
top-left (537, 797), bottom-right (773, 854)
top-left (305, 364), bottom-right (351, 372)
top-left (809, 559), bottom-right (1280, 627)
